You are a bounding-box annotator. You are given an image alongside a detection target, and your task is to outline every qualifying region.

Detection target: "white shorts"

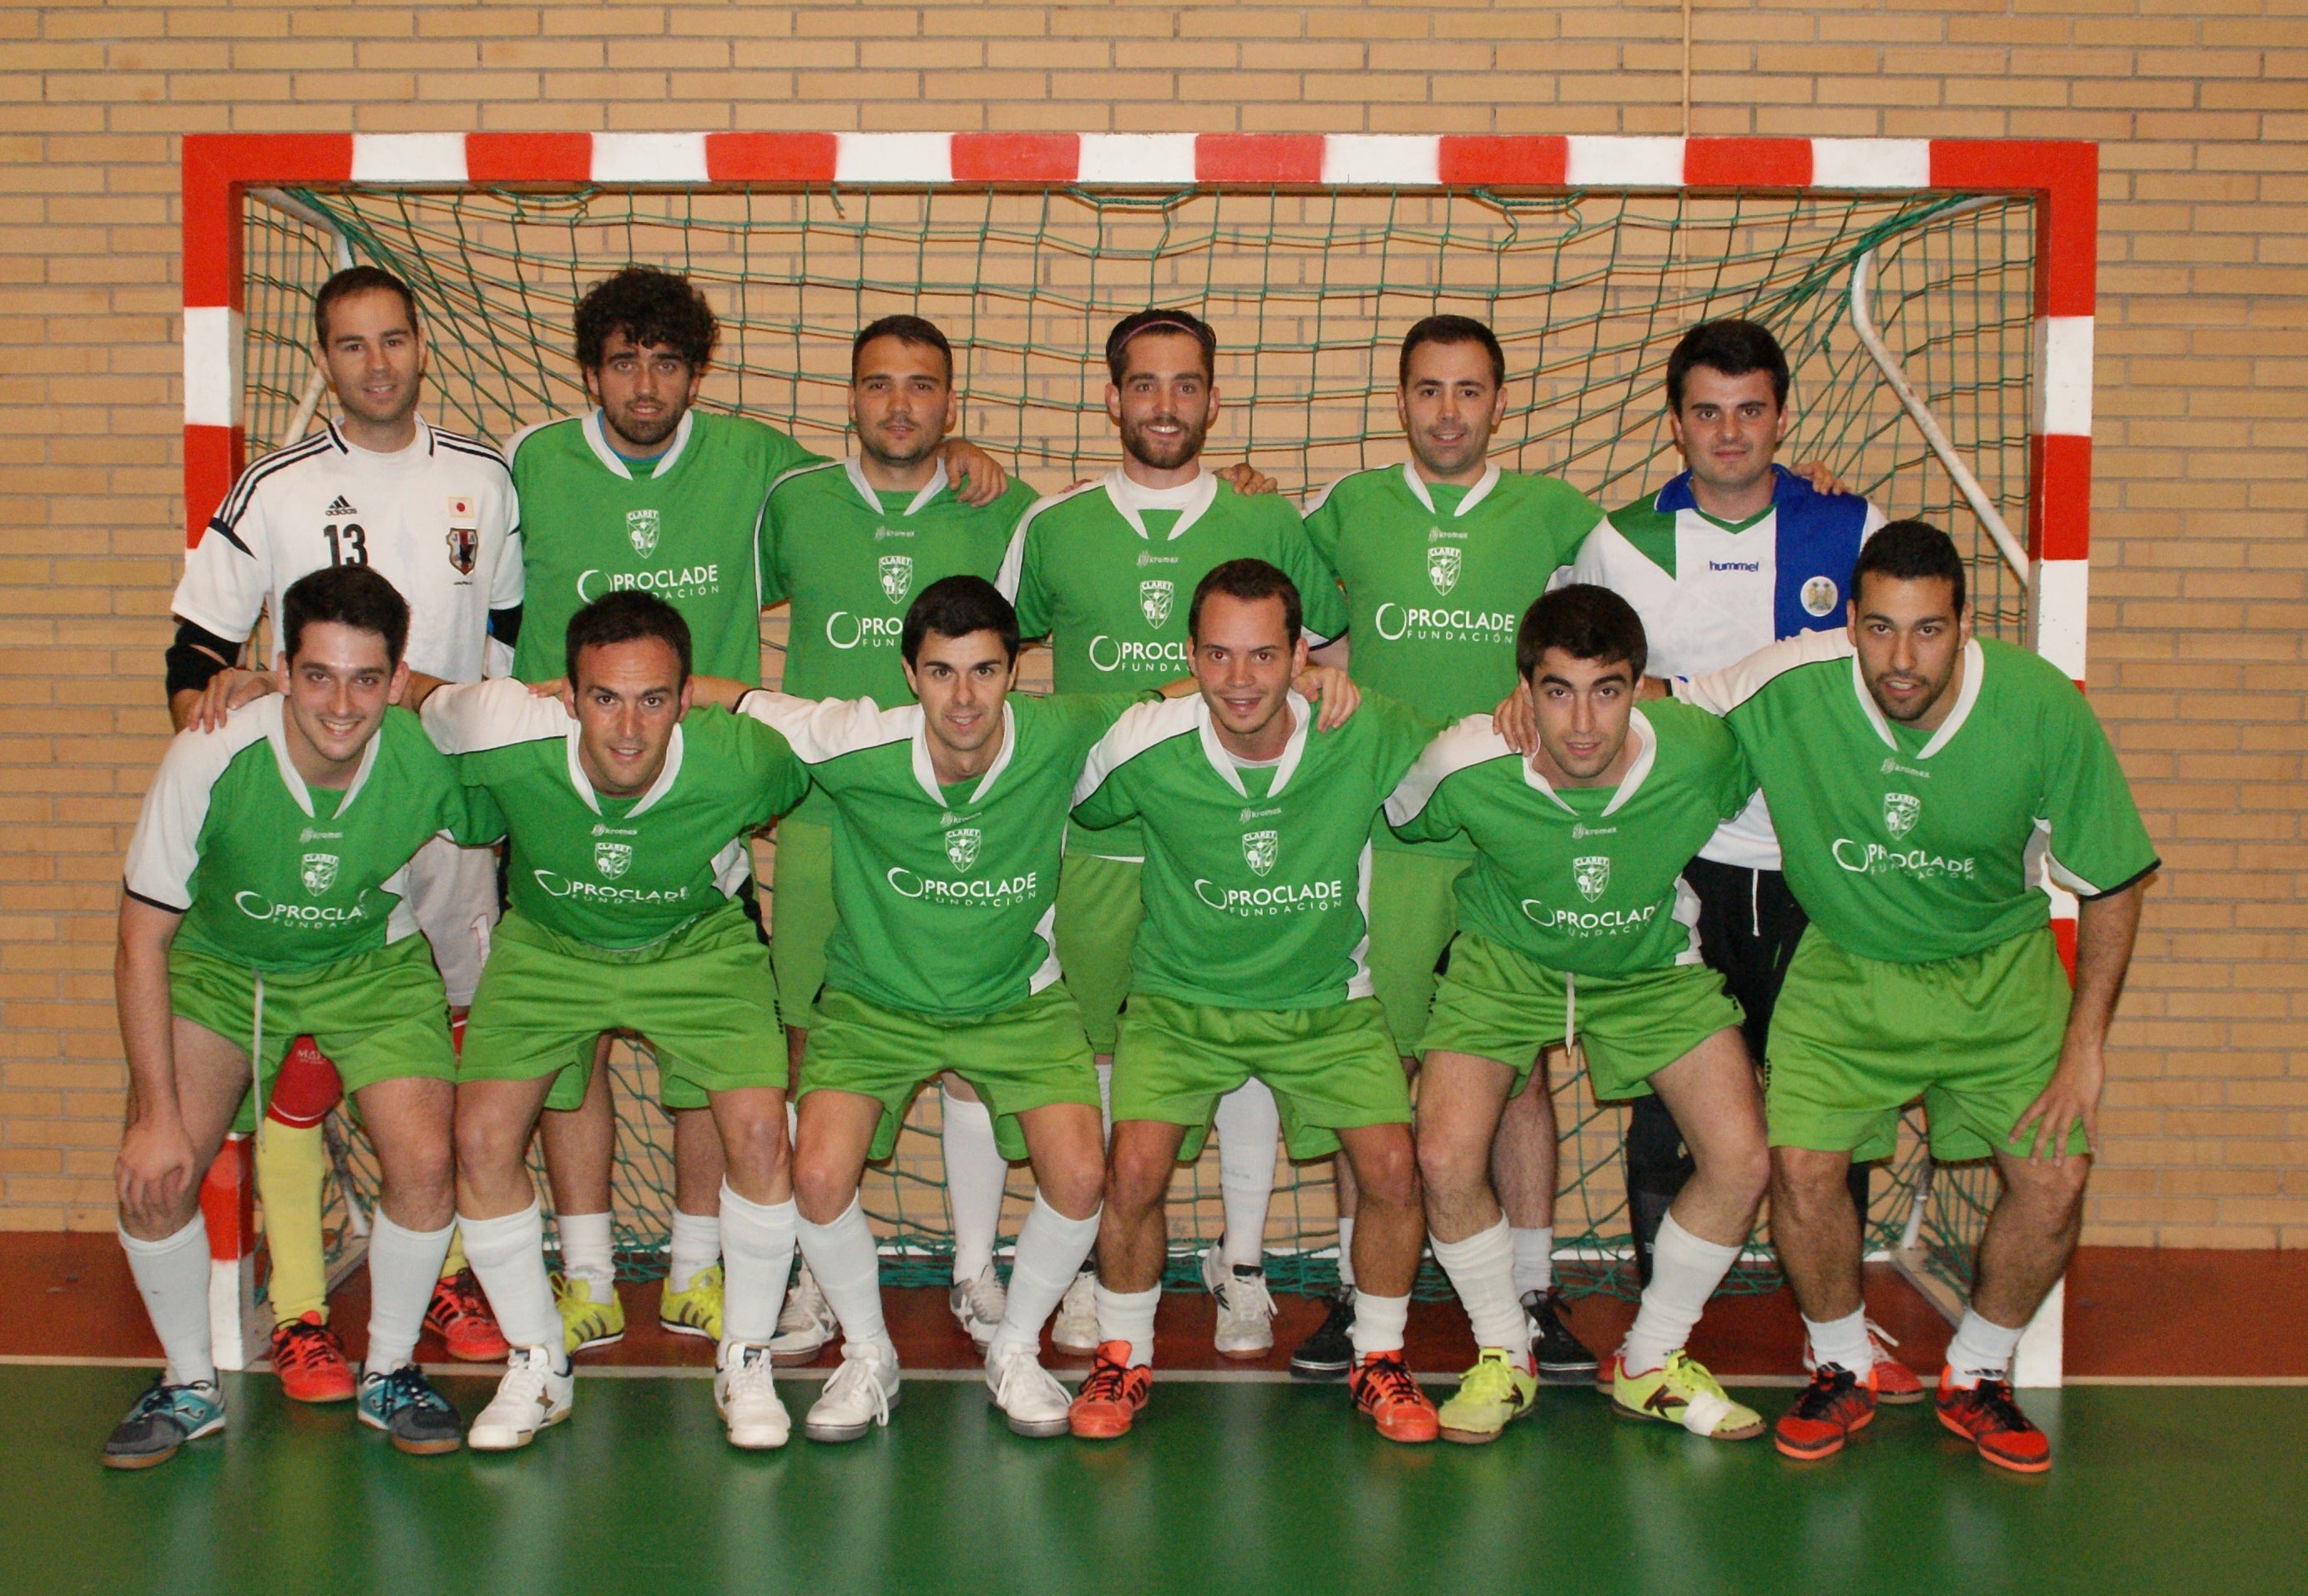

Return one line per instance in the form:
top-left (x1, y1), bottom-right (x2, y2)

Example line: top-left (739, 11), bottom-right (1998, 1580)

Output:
top-left (402, 833), bottom-right (501, 1007)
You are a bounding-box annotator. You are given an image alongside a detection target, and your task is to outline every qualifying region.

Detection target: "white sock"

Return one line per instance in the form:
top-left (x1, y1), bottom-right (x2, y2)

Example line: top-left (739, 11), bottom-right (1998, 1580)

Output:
top-left (1805, 1304), bottom-right (1874, 1376)
top-left (717, 1184), bottom-right (795, 1347)
top-left (120, 1215), bottom-right (215, 1387)
top-left (794, 1196), bottom-right (894, 1361)
top-left (1350, 1290), bottom-right (1410, 1360)
top-left (1336, 1215), bottom-right (1357, 1290)
top-left (940, 1086), bottom-right (1006, 1285)
top-left (364, 1213), bottom-right (452, 1374)
top-left (667, 1209), bottom-right (720, 1295)
top-left (1510, 1226), bottom-right (1554, 1298)
top-left (1619, 1212), bottom-right (1740, 1376)
top-left (458, 1203), bottom-right (561, 1353)
top-left (1094, 1282), bottom-right (1161, 1366)
top-left (1943, 1307), bottom-right (2027, 1388)
top-left (555, 1210), bottom-right (614, 1299)
top-left (990, 1195), bottom-right (1101, 1361)
top-left (1213, 1078), bottom-right (1279, 1270)
top-left (1094, 1059), bottom-right (1112, 1132)
top-left (1432, 1217), bottom-right (1529, 1368)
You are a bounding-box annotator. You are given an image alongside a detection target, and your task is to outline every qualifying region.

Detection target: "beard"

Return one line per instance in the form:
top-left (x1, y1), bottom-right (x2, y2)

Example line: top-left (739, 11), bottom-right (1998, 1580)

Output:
top-left (604, 396), bottom-right (685, 450)
top-left (1119, 409), bottom-right (1210, 472)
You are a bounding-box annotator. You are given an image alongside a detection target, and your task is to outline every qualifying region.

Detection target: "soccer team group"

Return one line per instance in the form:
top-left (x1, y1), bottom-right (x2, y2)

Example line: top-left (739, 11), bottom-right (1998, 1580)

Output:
top-left (104, 260), bottom-right (2155, 1477)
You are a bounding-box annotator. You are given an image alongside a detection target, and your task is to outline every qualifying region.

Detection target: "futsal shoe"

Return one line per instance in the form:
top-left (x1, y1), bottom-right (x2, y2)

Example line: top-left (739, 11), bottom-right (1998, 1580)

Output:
top-left (1523, 1288), bottom-right (1601, 1385)
top-left (1067, 1342), bottom-right (1152, 1438)
top-left (770, 1262), bottom-right (838, 1366)
top-left (552, 1272), bottom-right (625, 1355)
top-left (1610, 1350), bottom-right (1764, 1441)
top-left (100, 1377), bottom-right (225, 1471)
top-left (1935, 1370), bottom-right (2052, 1474)
top-left (1436, 1347), bottom-right (1539, 1444)
top-left (1050, 1268), bottom-right (1101, 1356)
top-left (949, 1263), bottom-right (1007, 1351)
top-left (1288, 1285), bottom-right (1356, 1381)
top-left (1350, 1351), bottom-right (1440, 1443)
top-left (1802, 1318), bottom-right (1923, 1404)
top-left (270, 1311), bottom-right (356, 1403)
top-left (356, 1365), bottom-right (463, 1456)
top-left (805, 1341), bottom-right (900, 1442)
top-left (467, 1345), bottom-right (574, 1452)
top-left (986, 1341), bottom-right (1073, 1438)
top-left (659, 1262), bottom-right (724, 1343)
top-left (1774, 1364), bottom-right (1878, 1461)
top-left (424, 1267), bottom-right (510, 1362)
top-left (1200, 1246), bottom-right (1276, 1358)
top-left (715, 1341), bottom-right (790, 1450)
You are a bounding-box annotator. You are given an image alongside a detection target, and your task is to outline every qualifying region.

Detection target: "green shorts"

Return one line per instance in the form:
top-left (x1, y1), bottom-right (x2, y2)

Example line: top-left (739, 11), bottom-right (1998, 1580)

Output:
top-left (1421, 932), bottom-right (1744, 1101)
top-left (770, 816), bottom-right (835, 1033)
top-left (802, 983), bottom-right (1100, 1162)
top-left (169, 937), bottom-right (456, 1135)
top-left (1765, 925), bottom-right (2079, 1164)
top-left (1053, 852), bottom-right (1143, 1054)
top-left (1365, 844), bottom-right (1471, 1055)
top-left (1110, 992), bottom-right (1412, 1161)
top-left (459, 899), bottom-right (784, 1114)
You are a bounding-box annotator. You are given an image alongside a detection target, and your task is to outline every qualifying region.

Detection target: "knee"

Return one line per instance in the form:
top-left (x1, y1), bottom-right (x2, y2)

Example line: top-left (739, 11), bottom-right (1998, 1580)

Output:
top-left (1354, 1134), bottom-right (1420, 1210)
top-left (790, 1151), bottom-right (851, 1221)
top-left (1046, 1163), bottom-right (1105, 1220)
top-left (718, 1114), bottom-right (790, 1192)
top-left (2008, 1154), bottom-right (2091, 1217)
top-left (1104, 1145), bottom-right (1172, 1215)
top-left (1414, 1129), bottom-right (1484, 1205)
top-left (1769, 1148), bottom-right (1850, 1215)
top-left (1711, 1139), bottom-right (1771, 1209)
top-left (396, 1138), bottom-right (457, 1204)
top-left (452, 1112), bottom-right (514, 1185)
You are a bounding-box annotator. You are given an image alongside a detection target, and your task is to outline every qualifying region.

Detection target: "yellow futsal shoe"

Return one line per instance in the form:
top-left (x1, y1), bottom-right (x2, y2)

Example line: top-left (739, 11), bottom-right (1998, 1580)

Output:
top-left (1610, 1350), bottom-right (1764, 1441)
top-left (658, 1263), bottom-right (724, 1343)
top-left (553, 1272), bottom-right (626, 1355)
top-left (1437, 1347), bottom-right (1540, 1445)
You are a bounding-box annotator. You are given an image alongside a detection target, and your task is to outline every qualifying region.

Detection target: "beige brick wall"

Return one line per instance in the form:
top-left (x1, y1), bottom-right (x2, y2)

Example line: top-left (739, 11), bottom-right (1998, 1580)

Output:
top-left (2, 0), bottom-right (2301, 1245)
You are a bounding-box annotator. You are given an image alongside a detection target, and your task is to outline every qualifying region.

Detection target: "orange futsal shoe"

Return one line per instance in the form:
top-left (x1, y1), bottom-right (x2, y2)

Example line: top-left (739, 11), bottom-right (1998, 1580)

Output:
top-left (1775, 1364), bottom-right (1877, 1461)
top-left (1936, 1370), bottom-right (2052, 1474)
top-left (1350, 1351), bottom-right (1439, 1444)
top-left (1802, 1318), bottom-right (1923, 1405)
top-left (1067, 1342), bottom-right (1152, 1439)
top-left (270, 1312), bottom-right (356, 1404)
top-left (424, 1267), bottom-right (511, 1362)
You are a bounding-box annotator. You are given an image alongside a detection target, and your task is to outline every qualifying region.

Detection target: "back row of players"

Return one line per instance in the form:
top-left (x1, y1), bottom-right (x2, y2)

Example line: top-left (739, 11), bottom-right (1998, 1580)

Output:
top-left (104, 266), bottom-right (2152, 1472)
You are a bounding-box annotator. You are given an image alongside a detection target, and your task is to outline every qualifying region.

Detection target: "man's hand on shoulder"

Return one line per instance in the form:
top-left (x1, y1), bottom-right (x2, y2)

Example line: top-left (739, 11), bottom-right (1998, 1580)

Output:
top-left (939, 438), bottom-right (1011, 507)
top-left (181, 666), bottom-right (279, 734)
top-left (1215, 462), bottom-right (1279, 497)
top-left (1492, 680), bottom-right (1538, 756)
top-left (1790, 460), bottom-right (1850, 497)
top-left (1295, 664), bottom-right (1361, 730)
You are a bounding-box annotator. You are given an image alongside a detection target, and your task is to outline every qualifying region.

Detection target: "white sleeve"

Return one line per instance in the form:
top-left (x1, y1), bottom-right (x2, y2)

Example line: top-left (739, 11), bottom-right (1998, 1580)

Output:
top-left (732, 689), bottom-right (914, 767)
top-left (1069, 696), bottom-right (1197, 807)
top-left (170, 482), bottom-right (274, 644)
top-left (420, 678), bottom-right (572, 755)
top-left (1382, 715), bottom-right (1508, 829)
top-left (490, 480), bottom-right (526, 609)
top-left (122, 719), bottom-right (263, 912)
top-left (1674, 628), bottom-right (1853, 715)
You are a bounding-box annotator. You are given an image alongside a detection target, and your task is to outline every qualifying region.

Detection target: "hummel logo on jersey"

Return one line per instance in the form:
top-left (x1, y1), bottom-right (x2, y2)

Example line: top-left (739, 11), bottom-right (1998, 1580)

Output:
top-left (627, 508), bottom-right (660, 558)
top-left (944, 827), bottom-right (982, 871)
top-left (1427, 544), bottom-right (1462, 596)
top-left (1573, 855), bottom-right (1611, 902)
top-left (326, 496), bottom-right (357, 518)
top-left (593, 841), bottom-right (633, 879)
top-left (880, 555), bottom-right (914, 604)
top-left (300, 854), bottom-right (338, 896)
top-left (1242, 830), bottom-right (1279, 877)
top-left (1708, 559), bottom-right (1761, 573)
top-left (1883, 793), bottom-right (1922, 838)
top-left (1139, 580), bottom-right (1175, 628)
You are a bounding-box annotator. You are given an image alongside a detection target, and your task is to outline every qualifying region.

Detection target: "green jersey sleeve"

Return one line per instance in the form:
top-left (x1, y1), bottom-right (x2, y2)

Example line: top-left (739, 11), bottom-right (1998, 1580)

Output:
top-left (726, 710), bottom-right (813, 829)
top-left (996, 492), bottom-right (1072, 640)
top-left (1270, 505), bottom-right (1347, 645)
top-left (1381, 716), bottom-right (1488, 846)
top-left (2035, 674), bottom-right (2159, 898)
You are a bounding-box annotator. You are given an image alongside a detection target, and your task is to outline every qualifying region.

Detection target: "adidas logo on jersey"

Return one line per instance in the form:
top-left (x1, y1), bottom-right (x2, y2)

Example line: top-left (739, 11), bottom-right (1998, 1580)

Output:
top-left (326, 496), bottom-right (358, 517)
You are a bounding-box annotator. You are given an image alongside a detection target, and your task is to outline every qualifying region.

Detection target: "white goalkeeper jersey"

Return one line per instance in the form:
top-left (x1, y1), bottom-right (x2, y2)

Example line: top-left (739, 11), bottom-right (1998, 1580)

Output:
top-left (174, 417), bottom-right (523, 684)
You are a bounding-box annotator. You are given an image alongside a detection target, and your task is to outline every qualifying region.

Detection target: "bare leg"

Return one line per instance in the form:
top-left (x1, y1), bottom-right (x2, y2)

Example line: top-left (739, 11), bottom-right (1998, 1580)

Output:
top-left (1415, 1050), bottom-right (1515, 1244)
top-left (672, 1106), bottom-right (727, 1216)
top-left (1770, 1145), bottom-right (1863, 1323)
top-left (1644, 1028), bottom-right (1770, 1249)
top-left (1492, 1048), bottom-right (1558, 1230)
top-left (1971, 1148), bottom-right (2089, 1330)
top-left (1332, 1123), bottom-right (1423, 1299)
top-left (538, 1034), bottom-right (614, 1215)
top-left (1097, 1121), bottom-right (1190, 1292)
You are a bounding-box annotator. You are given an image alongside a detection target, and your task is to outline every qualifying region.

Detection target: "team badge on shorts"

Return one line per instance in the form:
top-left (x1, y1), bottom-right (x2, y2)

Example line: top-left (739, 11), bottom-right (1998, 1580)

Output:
top-left (626, 508), bottom-right (660, 558)
top-left (594, 841), bottom-right (634, 879)
top-left (1427, 543), bottom-right (1462, 596)
top-left (1800, 574), bottom-right (1840, 617)
top-left (1139, 580), bottom-right (1174, 628)
top-left (1882, 792), bottom-right (1922, 838)
top-left (1573, 855), bottom-right (1611, 902)
top-left (300, 853), bottom-right (339, 896)
top-left (945, 826), bottom-right (982, 871)
top-left (1242, 829), bottom-right (1279, 877)
top-left (880, 554), bottom-right (914, 604)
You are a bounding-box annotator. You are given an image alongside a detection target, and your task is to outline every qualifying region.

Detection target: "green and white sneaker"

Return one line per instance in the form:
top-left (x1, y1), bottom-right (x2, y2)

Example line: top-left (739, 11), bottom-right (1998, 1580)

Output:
top-left (1436, 1347), bottom-right (1540, 1444)
top-left (468, 1346), bottom-right (574, 1452)
top-left (357, 1365), bottom-right (462, 1456)
top-left (101, 1376), bottom-right (225, 1470)
top-left (1610, 1350), bottom-right (1764, 1441)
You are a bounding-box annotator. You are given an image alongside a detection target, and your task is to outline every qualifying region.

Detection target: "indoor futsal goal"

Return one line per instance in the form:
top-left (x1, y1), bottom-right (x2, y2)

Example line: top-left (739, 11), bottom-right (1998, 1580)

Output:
top-left (179, 132), bottom-right (2096, 1384)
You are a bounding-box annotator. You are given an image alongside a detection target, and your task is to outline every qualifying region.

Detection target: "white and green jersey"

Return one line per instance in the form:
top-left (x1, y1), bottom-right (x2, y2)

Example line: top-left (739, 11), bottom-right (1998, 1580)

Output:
top-left (1678, 631), bottom-right (2159, 964)
top-left (422, 679), bottom-right (808, 951)
top-left (124, 699), bottom-right (487, 971)
top-left (1071, 690), bottom-right (1433, 1010)
top-left (508, 410), bottom-right (821, 684)
top-left (1385, 702), bottom-right (1753, 977)
top-left (997, 468), bottom-right (1349, 860)
top-left (737, 688), bottom-right (1148, 1018)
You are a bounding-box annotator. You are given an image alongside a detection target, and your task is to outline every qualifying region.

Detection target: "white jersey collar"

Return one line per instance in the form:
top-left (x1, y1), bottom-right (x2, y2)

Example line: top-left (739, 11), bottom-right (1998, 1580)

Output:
top-left (1103, 467), bottom-right (1218, 542)
top-left (909, 700), bottom-right (1018, 806)
top-left (1848, 637), bottom-right (1983, 759)
top-left (1518, 705), bottom-right (1657, 817)
top-left (1195, 691), bottom-right (1311, 798)
top-left (263, 696), bottom-right (384, 819)
top-left (581, 408), bottom-right (696, 482)
top-left (322, 415), bottom-right (437, 467)
top-left (844, 456), bottom-right (949, 518)
top-left (565, 720), bottom-right (686, 816)
top-left (1400, 459), bottom-right (1501, 518)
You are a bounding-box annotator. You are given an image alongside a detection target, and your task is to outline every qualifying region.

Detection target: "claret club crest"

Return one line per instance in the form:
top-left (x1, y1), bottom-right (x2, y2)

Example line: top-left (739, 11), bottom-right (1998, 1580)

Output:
top-left (944, 826), bottom-right (982, 871)
top-left (1883, 792), bottom-right (1922, 838)
top-left (626, 508), bottom-right (659, 558)
top-left (1242, 829), bottom-right (1279, 877)
top-left (1573, 855), bottom-right (1611, 902)
top-left (880, 554), bottom-right (914, 604)
top-left (1427, 543), bottom-right (1462, 596)
top-left (594, 841), bottom-right (634, 879)
top-left (1139, 579), bottom-right (1174, 628)
top-left (300, 853), bottom-right (338, 896)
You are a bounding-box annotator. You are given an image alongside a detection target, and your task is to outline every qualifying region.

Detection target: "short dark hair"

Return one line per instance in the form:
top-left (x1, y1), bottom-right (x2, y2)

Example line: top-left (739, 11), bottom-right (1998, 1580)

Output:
top-left (281, 564), bottom-right (410, 667)
top-left (1106, 307), bottom-right (1217, 385)
top-left (1516, 583), bottom-right (1648, 684)
top-left (853, 315), bottom-right (954, 383)
top-left (1188, 558), bottom-right (1302, 646)
top-left (1665, 318), bottom-right (1790, 411)
top-left (575, 265), bottom-right (720, 373)
top-left (1851, 519), bottom-right (1967, 616)
top-left (564, 590), bottom-right (694, 686)
top-left (901, 575), bottom-right (1019, 668)
top-left (1399, 315), bottom-right (1505, 389)
top-left (314, 265), bottom-right (419, 346)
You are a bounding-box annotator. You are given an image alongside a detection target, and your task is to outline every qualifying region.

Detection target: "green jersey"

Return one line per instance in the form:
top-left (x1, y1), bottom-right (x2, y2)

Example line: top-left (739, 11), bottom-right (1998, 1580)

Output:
top-left (998, 469), bottom-right (1350, 860)
top-left (1071, 690), bottom-right (1434, 1010)
top-left (422, 679), bottom-right (808, 951)
top-left (738, 688), bottom-right (1148, 1018)
top-left (1679, 631), bottom-right (2159, 964)
top-left (508, 410), bottom-right (819, 684)
top-left (1385, 702), bottom-right (1753, 977)
top-left (124, 699), bottom-right (487, 972)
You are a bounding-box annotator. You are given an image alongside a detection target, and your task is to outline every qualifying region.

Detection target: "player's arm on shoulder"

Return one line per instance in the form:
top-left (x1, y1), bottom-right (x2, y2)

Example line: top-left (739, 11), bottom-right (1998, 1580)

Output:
top-left (937, 437), bottom-right (1010, 506)
top-left (1383, 715), bottom-right (1499, 839)
top-left (418, 677), bottom-right (568, 755)
top-left (1071, 697), bottom-right (1184, 819)
top-left (1294, 664), bottom-right (1360, 730)
top-left (1213, 460), bottom-right (1279, 497)
top-left (1673, 627), bottom-right (1851, 716)
top-left (730, 685), bottom-right (907, 770)
top-left (167, 618), bottom-right (271, 733)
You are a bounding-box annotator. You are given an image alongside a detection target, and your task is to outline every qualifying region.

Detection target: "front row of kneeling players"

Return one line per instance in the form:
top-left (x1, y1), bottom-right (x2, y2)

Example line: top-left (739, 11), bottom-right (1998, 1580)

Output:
top-left (107, 518), bottom-right (2153, 1470)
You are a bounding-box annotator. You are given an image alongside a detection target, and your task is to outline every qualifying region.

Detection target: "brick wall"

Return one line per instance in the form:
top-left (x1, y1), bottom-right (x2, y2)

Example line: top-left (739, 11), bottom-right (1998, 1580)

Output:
top-left (3, 0), bottom-right (2301, 1244)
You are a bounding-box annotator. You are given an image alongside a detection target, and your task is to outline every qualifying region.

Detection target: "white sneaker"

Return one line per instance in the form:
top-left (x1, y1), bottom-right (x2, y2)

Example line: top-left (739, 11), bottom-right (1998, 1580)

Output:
top-left (949, 1263), bottom-right (1007, 1350)
top-left (1051, 1268), bottom-right (1100, 1356)
top-left (985, 1341), bottom-right (1073, 1438)
top-left (467, 1345), bottom-right (573, 1452)
top-left (804, 1341), bottom-right (900, 1443)
top-left (1201, 1245), bottom-right (1275, 1358)
top-left (715, 1341), bottom-right (790, 1450)
top-left (770, 1261), bottom-right (838, 1367)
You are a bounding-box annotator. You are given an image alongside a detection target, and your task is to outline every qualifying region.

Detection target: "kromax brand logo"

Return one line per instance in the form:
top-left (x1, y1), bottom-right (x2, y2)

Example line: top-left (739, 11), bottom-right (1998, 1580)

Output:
top-left (300, 853), bottom-right (338, 896)
top-left (1241, 830), bottom-right (1279, 877)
